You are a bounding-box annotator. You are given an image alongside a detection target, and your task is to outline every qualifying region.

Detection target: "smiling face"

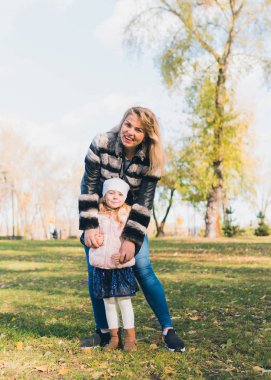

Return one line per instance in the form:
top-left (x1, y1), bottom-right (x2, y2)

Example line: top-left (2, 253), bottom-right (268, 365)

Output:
top-left (104, 190), bottom-right (125, 209)
top-left (120, 113), bottom-right (146, 157)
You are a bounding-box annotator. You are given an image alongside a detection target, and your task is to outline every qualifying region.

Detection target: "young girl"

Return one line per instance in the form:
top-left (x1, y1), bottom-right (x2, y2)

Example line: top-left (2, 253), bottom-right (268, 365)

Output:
top-left (89, 177), bottom-right (138, 352)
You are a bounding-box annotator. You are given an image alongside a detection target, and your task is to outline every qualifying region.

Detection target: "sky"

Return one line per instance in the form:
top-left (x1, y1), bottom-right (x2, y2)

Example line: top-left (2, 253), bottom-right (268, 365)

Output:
top-left (0, 0), bottom-right (270, 228)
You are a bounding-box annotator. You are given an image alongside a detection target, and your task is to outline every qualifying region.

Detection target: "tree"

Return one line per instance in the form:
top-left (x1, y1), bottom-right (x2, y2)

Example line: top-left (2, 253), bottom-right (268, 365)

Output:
top-left (125, 0), bottom-right (271, 237)
top-left (153, 145), bottom-right (179, 236)
top-left (222, 206), bottom-right (243, 237)
top-left (254, 211), bottom-right (270, 236)
top-left (0, 127), bottom-right (80, 239)
top-left (176, 76), bottom-right (253, 234)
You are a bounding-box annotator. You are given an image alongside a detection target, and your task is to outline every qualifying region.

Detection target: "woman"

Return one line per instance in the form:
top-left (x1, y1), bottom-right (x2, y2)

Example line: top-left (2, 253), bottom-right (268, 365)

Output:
top-left (79, 106), bottom-right (185, 352)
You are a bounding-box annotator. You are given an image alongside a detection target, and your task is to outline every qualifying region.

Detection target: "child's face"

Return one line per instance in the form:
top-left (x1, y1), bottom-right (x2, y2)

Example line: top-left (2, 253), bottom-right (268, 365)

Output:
top-left (104, 190), bottom-right (125, 209)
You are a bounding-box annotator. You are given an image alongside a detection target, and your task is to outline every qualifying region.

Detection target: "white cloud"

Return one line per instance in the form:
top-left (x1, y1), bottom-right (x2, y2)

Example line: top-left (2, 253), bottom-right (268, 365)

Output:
top-left (0, 0), bottom-right (34, 33)
top-left (93, 0), bottom-right (137, 50)
top-left (236, 69), bottom-right (271, 165)
top-left (93, 0), bottom-right (176, 51)
top-left (0, 64), bottom-right (15, 81)
top-left (0, 86), bottom-right (184, 164)
top-left (50, 0), bottom-right (75, 11)
top-left (0, 0), bottom-right (75, 34)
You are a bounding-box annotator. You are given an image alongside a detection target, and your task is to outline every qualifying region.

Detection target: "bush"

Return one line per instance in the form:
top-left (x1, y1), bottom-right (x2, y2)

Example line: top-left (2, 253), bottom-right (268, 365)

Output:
top-left (222, 222), bottom-right (243, 237)
top-left (254, 212), bottom-right (270, 236)
top-left (222, 207), bottom-right (243, 237)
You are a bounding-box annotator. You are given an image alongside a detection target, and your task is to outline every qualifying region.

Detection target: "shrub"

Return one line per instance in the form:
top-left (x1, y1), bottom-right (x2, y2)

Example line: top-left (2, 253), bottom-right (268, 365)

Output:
top-left (254, 212), bottom-right (270, 236)
top-left (222, 207), bottom-right (243, 237)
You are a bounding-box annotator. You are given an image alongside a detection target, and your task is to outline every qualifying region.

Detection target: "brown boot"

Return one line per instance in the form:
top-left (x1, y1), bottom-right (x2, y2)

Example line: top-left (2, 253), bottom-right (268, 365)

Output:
top-left (103, 328), bottom-right (120, 351)
top-left (124, 328), bottom-right (137, 352)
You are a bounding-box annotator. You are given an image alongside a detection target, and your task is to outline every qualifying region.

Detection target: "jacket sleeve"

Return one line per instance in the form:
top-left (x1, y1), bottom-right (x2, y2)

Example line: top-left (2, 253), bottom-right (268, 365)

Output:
top-left (121, 175), bottom-right (159, 253)
top-left (78, 134), bottom-right (102, 230)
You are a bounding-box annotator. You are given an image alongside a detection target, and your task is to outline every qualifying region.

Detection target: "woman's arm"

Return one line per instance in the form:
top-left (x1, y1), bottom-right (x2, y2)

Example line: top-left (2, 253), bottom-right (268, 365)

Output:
top-left (78, 134), bottom-right (102, 233)
top-left (120, 176), bottom-right (158, 261)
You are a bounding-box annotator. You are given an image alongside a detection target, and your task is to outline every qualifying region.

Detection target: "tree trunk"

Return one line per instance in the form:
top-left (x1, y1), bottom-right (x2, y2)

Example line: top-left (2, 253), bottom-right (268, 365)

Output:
top-left (156, 225), bottom-right (166, 237)
top-left (205, 58), bottom-right (227, 237)
top-left (153, 189), bottom-right (175, 237)
top-left (205, 185), bottom-right (222, 238)
top-left (152, 204), bottom-right (160, 235)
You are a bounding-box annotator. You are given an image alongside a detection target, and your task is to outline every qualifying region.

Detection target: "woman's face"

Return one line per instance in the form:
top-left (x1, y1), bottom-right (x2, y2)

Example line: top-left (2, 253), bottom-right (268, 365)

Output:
top-left (120, 113), bottom-right (146, 154)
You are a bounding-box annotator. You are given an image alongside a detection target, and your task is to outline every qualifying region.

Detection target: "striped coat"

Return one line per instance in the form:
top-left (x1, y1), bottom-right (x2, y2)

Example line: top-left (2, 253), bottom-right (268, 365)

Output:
top-left (79, 126), bottom-right (161, 251)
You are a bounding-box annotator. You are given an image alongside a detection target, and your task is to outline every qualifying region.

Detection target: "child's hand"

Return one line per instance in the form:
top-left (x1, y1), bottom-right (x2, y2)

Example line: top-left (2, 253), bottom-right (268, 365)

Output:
top-left (113, 253), bottom-right (121, 266)
top-left (95, 233), bottom-right (104, 247)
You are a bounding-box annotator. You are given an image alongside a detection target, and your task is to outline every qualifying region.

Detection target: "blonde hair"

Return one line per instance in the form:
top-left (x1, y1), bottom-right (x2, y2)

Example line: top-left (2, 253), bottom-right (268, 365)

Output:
top-left (119, 106), bottom-right (164, 176)
top-left (99, 200), bottom-right (131, 225)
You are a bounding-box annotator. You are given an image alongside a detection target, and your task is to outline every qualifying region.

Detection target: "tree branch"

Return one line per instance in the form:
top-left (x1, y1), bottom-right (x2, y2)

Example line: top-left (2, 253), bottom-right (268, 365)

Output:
top-left (160, 0), bottom-right (221, 62)
top-left (214, 0), bottom-right (229, 21)
top-left (222, 0), bottom-right (244, 62)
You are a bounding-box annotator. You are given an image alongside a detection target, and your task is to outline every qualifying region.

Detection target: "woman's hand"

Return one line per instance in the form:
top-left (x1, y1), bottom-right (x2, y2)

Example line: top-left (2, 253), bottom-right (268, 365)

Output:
top-left (113, 253), bottom-right (121, 266)
top-left (84, 229), bottom-right (102, 248)
top-left (95, 233), bottom-right (104, 246)
top-left (119, 240), bottom-right (135, 264)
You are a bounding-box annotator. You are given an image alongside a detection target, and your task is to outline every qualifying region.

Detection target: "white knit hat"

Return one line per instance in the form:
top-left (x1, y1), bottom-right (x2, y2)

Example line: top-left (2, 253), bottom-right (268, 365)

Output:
top-left (102, 178), bottom-right (130, 200)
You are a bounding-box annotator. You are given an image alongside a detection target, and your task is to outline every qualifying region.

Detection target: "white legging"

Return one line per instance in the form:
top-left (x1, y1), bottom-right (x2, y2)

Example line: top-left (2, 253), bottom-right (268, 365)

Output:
top-left (103, 296), bottom-right (134, 329)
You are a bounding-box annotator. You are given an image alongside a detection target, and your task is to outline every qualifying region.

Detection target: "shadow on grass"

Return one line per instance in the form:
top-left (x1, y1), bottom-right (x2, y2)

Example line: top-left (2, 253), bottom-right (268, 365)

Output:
top-left (152, 258), bottom-right (271, 281)
top-left (150, 240), bottom-right (271, 256)
top-left (0, 240), bottom-right (80, 251)
top-left (0, 253), bottom-right (84, 263)
top-left (0, 306), bottom-right (93, 340)
top-left (0, 272), bottom-right (88, 298)
top-left (1, 274), bottom-right (270, 341)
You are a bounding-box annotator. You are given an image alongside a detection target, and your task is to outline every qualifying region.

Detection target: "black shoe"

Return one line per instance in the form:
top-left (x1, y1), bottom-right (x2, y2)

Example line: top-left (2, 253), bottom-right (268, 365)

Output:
top-left (80, 329), bottom-right (110, 348)
top-left (163, 329), bottom-right (185, 352)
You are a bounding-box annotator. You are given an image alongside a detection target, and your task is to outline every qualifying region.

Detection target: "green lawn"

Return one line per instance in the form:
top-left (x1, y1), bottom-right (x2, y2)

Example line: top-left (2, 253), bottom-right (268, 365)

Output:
top-left (0, 238), bottom-right (271, 379)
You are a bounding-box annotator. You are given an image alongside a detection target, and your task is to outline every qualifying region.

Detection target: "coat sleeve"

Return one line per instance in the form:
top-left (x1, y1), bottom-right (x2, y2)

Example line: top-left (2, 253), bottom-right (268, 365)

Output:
top-left (78, 134), bottom-right (102, 230)
top-left (121, 175), bottom-right (159, 253)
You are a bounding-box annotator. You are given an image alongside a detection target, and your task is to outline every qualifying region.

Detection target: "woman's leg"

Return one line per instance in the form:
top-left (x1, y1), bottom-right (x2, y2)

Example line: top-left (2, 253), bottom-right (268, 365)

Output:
top-left (134, 236), bottom-right (172, 330)
top-left (84, 246), bottom-right (108, 329)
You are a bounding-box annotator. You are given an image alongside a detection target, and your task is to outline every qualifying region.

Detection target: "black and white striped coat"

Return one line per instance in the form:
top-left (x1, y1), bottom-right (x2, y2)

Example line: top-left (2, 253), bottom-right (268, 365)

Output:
top-left (79, 127), bottom-right (161, 251)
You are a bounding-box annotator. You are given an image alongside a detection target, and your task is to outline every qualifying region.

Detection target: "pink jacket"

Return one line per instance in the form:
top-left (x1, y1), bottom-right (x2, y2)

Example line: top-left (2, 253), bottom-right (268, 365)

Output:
top-left (89, 208), bottom-right (135, 269)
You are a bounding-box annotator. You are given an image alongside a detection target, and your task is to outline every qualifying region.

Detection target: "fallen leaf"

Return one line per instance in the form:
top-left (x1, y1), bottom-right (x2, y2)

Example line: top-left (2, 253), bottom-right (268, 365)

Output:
top-left (187, 330), bottom-right (196, 335)
top-left (149, 343), bottom-right (158, 350)
top-left (41, 343), bottom-right (53, 348)
top-left (16, 342), bottom-right (23, 350)
top-left (99, 363), bottom-right (108, 369)
top-left (189, 316), bottom-right (200, 321)
top-left (253, 366), bottom-right (271, 374)
top-left (253, 366), bottom-right (264, 372)
top-left (83, 348), bottom-right (92, 354)
top-left (34, 365), bottom-right (48, 372)
top-left (58, 368), bottom-right (69, 375)
top-left (91, 371), bottom-right (103, 379)
top-left (164, 367), bottom-right (174, 374)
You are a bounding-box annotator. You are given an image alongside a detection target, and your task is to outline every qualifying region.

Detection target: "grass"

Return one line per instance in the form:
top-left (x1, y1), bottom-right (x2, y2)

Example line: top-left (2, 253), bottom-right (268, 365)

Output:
top-left (0, 237), bottom-right (271, 379)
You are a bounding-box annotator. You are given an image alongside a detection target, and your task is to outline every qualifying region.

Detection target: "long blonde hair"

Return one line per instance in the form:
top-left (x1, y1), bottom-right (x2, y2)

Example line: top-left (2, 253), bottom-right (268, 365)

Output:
top-left (99, 200), bottom-right (131, 226)
top-left (119, 106), bottom-right (164, 176)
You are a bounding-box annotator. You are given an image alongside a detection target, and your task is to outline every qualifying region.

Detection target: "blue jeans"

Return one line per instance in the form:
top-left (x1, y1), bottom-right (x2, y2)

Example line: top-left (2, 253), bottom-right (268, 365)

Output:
top-left (84, 236), bottom-right (173, 330)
